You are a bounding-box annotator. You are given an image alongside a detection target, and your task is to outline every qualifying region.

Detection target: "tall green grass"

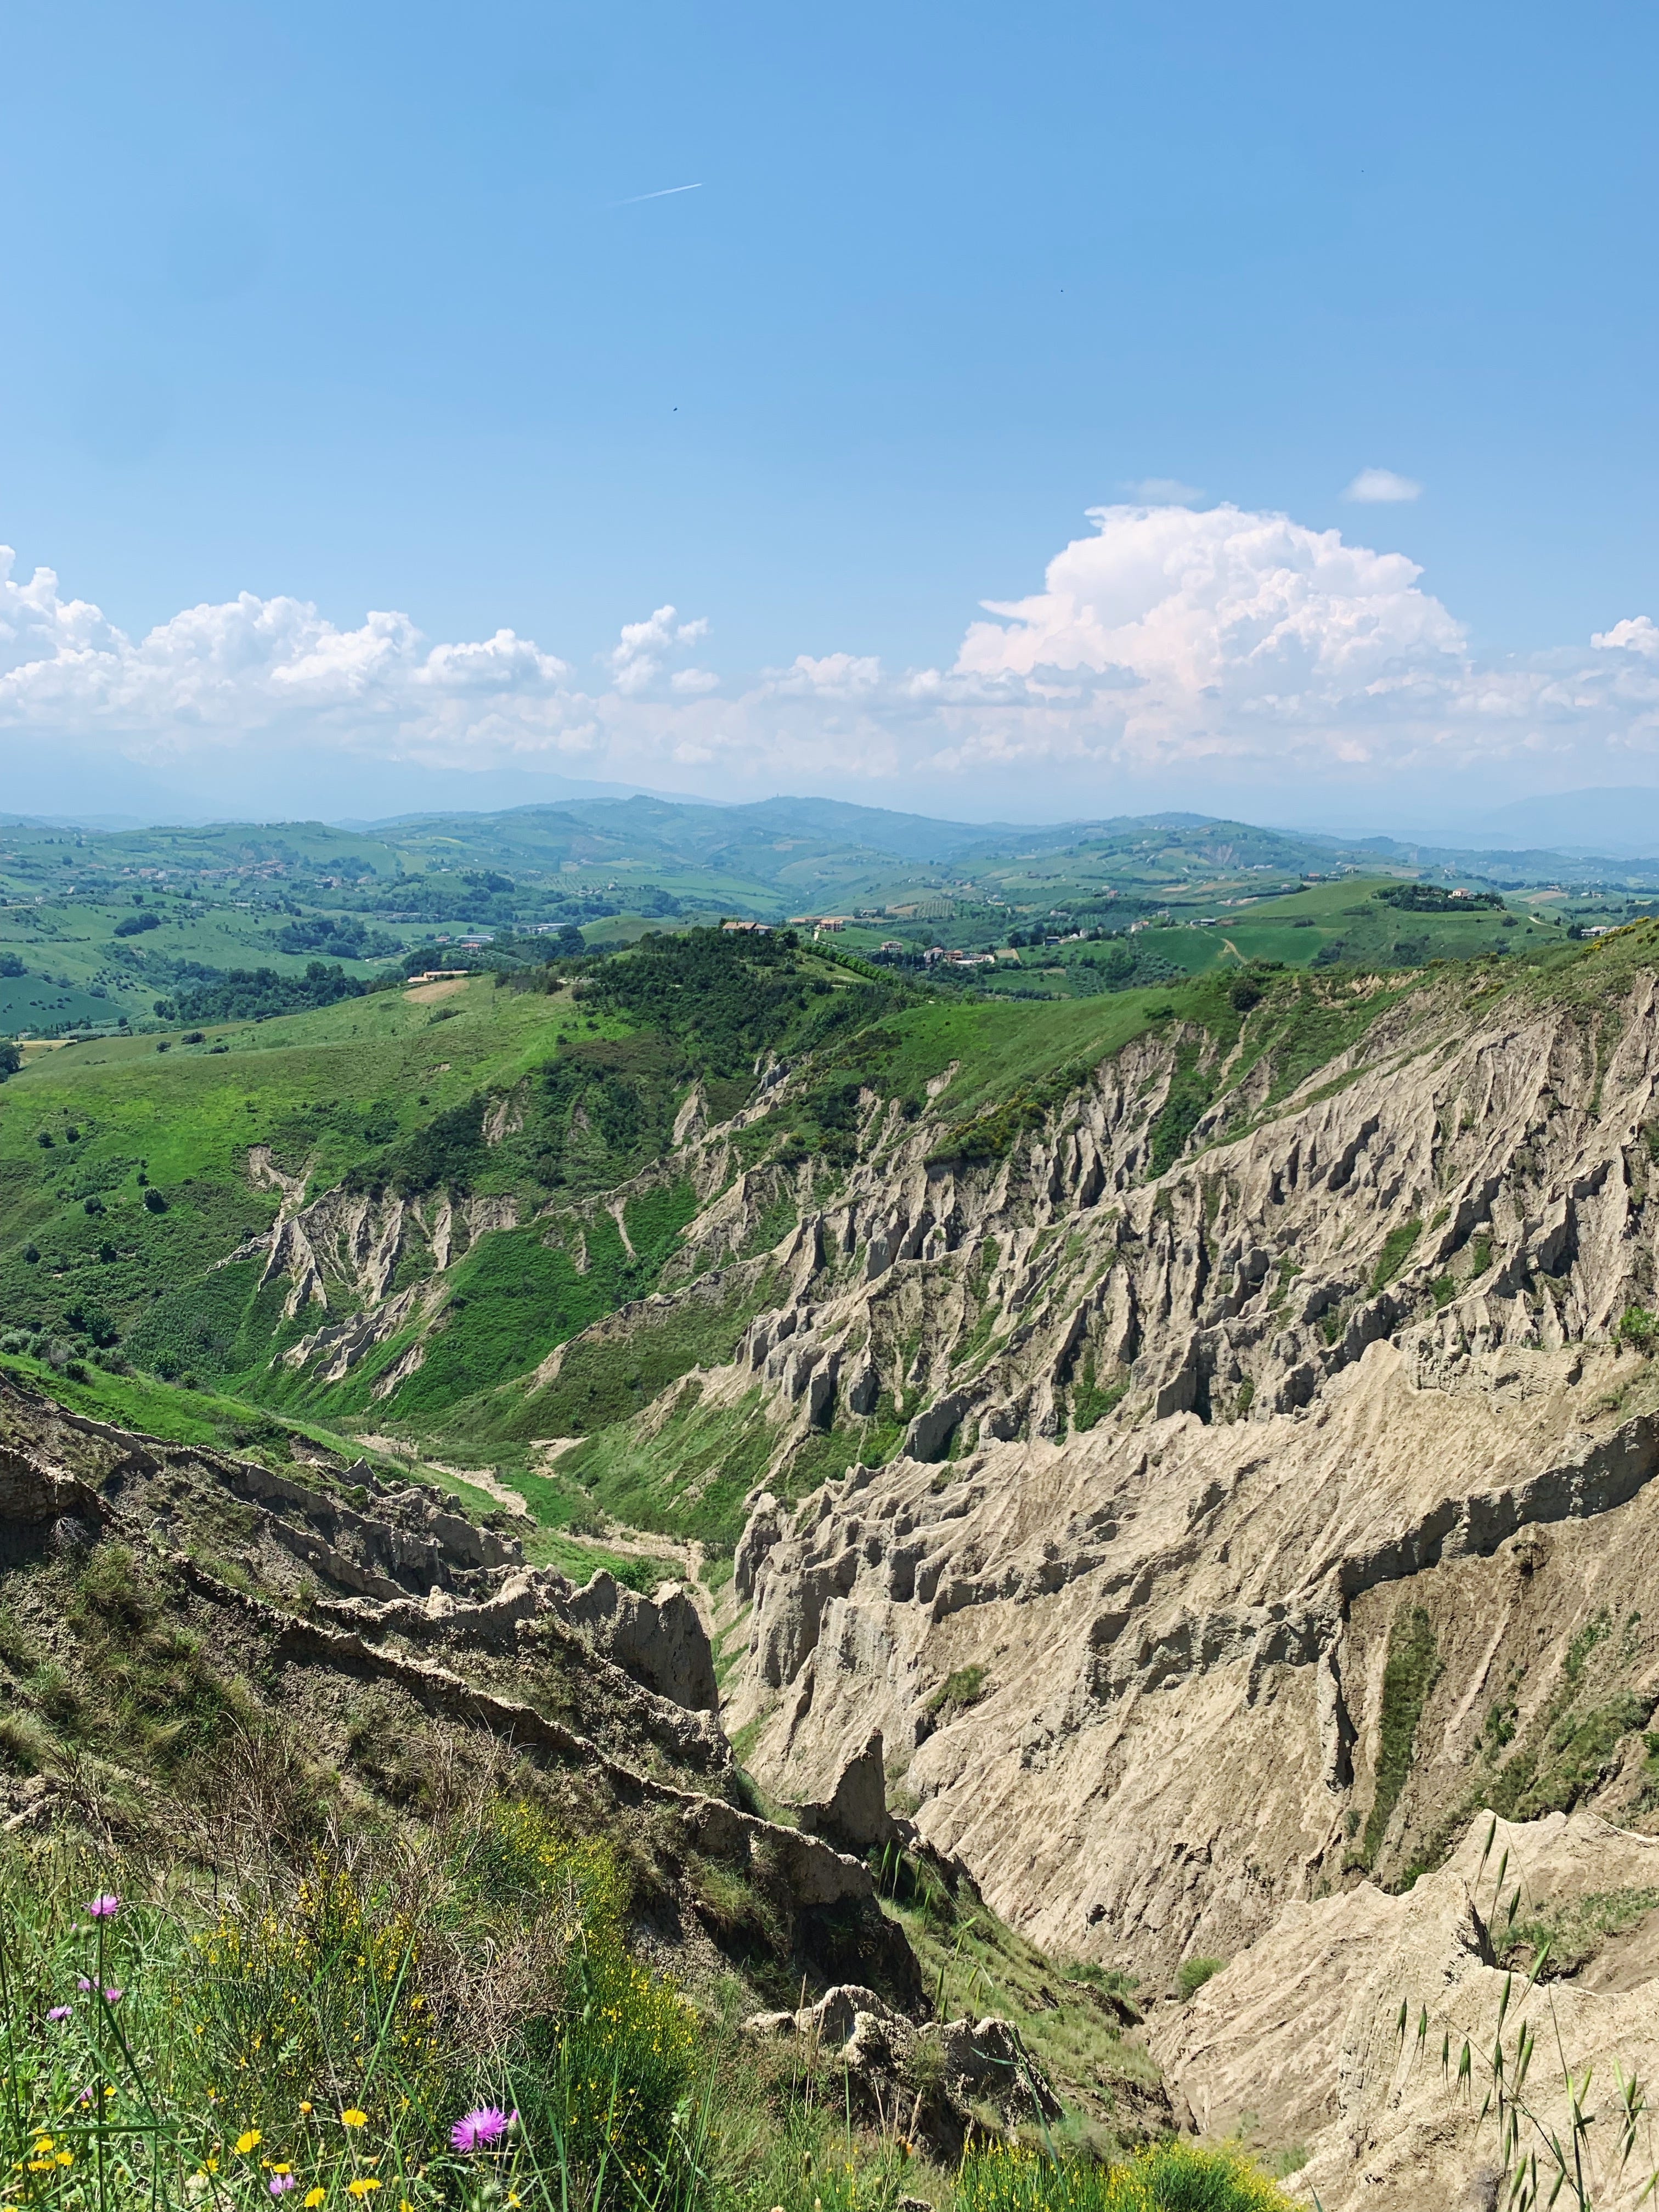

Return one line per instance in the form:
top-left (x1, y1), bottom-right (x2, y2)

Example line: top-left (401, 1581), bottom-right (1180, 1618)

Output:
top-left (0, 1793), bottom-right (1297, 2212)
top-left (955, 2142), bottom-right (1295, 2211)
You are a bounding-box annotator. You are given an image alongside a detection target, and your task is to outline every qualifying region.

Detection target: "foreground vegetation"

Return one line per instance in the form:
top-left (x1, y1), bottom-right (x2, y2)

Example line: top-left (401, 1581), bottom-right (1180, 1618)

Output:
top-left (0, 1805), bottom-right (1295, 2212)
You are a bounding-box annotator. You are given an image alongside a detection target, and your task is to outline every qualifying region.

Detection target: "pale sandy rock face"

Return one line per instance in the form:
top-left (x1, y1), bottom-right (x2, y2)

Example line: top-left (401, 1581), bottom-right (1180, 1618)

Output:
top-left (722, 975), bottom-right (1659, 1987)
top-left (1148, 1809), bottom-right (1659, 2211)
top-left (236, 952), bottom-right (1659, 2196)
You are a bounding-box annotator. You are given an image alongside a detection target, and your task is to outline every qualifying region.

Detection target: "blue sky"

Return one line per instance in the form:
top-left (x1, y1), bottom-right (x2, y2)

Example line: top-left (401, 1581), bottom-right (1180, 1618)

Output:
top-left (4, 0), bottom-right (1659, 828)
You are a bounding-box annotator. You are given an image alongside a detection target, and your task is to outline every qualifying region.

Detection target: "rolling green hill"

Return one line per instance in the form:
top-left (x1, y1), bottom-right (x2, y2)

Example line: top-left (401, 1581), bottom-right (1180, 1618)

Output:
top-left (2, 799), bottom-right (1654, 1042)
top-left (0, 899), bottom-right (1616, 1565)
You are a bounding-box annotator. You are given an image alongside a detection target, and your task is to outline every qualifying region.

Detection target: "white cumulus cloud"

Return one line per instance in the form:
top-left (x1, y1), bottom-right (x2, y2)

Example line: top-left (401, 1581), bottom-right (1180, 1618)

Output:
top-left (1593, 616), bottom-right (1659, 658)
top-left (1120, 477), bottom-right (1205, 505)
top-left (1343, 467), bottom-right (1423, 504)
top-left (5, 506), bottom-right (1659, 812)
top-left (606, 605), bottom-right (712, 694)
top-left (766, 652), bottom-right (884, 697)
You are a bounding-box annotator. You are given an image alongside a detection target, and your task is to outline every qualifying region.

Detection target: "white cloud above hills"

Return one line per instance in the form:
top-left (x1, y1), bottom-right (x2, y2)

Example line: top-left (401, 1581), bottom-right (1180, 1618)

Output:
top-left (1342, 467), bottom-right (1423, 503)
top-left (6, 501), bottom-right (1659, 817)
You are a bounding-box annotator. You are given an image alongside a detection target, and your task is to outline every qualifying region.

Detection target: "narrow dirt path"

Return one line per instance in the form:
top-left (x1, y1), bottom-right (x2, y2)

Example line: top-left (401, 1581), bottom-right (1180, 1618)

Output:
top-left (357, 1431), bottom-right (534, 1519)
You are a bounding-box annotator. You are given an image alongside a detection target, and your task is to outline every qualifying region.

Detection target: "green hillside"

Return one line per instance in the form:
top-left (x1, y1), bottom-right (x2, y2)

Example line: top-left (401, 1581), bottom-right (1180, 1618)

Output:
top-left (1, 800), bottom-right (1651, 1043)
top-left (0, 898), bottom-right (1612, 1570)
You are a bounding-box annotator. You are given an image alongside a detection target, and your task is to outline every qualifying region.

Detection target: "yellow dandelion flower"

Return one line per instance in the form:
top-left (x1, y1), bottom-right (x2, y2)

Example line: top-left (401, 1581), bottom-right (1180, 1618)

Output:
top-left (304, 2193), bottom-right (326, 2209)
top-left (300, 2104), bottom-right (313, 2117)
top-left (55, 2152), bottom-right (73, 2169)
top-left (347, 2181), bottom-right (380, 2198)
top-left (236, 2132), bottom-right (262, 2156)
top-left (340, 2111), bottom-right (368, 2130)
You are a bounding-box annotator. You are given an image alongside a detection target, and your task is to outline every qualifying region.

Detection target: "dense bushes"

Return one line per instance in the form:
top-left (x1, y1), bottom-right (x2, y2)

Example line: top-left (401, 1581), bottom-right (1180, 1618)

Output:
top-left (1374, 882), bottom-right (1504, 913)
top-left (275, 916), bottom-right (401, 960)
top-left (582, 928), bottom-right (905, 1081)
top-left (174, 962), bottom-right (366, 1025)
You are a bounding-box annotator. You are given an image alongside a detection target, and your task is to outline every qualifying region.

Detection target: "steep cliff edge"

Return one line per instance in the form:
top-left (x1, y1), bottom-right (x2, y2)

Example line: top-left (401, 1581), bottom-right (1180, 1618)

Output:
top-left (714, 941), bottom-right (1659, 1990)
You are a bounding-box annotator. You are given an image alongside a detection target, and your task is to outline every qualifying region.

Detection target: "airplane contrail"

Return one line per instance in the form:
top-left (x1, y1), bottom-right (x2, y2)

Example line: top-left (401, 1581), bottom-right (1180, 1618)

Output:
top-left (611, 183), bottom-right (703, 206)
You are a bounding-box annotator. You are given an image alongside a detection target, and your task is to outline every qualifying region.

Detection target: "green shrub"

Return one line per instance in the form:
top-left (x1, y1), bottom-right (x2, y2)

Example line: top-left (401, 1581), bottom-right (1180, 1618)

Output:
top-left (1616, 1303), bottom-right (1657, 1352)
top-left (188, 1860), bottom-right (452, 2136)
top-left (955, 2140), bottom-right (1296, 2211)
top-left (512, 1908), bottom-right (699, 2200)
top-left (1148, 1059), bottom-right (1215, 1177)
top-left (1359, 1605), bottom-right (1441, 1868)
top-left (928, 1663), bottom-right (989, 1716)
top-left (1071, 1352), bottom-right (1130, 1432)
top-left (468, 1799), bottom-right (631, 1923)
top-left (1369, 1217), bottom-right (1422, 1296)
top-left (1176, 1955), bottom-right (1226, 2001)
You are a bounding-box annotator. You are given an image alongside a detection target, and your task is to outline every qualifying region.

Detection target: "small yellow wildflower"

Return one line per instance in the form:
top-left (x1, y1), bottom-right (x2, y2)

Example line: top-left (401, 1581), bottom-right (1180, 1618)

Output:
top-left (236, 2132), bottom-right (262, 2156)
top-left (347, 2182), bottom-right (380, 2198)
top-left (300, 2104), bottom-right (313, 2117)
top-left (340, 2111), bottom-right (368, 2131)
top-left (304, 2194), bottom-right (325, 2209)
top-left (54, 2152), bottom-right (73, 2169)
top-left (31, 2142), bottom-right (52, 2157)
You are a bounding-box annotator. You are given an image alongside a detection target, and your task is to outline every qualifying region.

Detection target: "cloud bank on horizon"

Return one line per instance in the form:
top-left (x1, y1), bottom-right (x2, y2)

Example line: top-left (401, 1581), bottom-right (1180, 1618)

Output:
top-left (5, 500), bottom-right (1659, 812)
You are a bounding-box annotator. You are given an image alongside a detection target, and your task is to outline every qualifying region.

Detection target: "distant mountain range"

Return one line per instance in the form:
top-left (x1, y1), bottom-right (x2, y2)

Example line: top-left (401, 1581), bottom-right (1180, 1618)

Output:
top-left (15, 775), bottom-right (1659, 886)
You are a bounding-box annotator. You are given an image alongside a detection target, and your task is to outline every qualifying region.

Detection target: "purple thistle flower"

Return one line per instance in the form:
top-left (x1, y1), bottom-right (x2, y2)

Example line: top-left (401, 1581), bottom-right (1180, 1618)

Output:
top-left (47, 2005), bottom-right (72, 2023)
top-left (268, 2177), bottom-right (297, 2196)
top-left (77, 1978), bottom-right (93, 1992)
top-left (103, 1988), bottom-right (122, 2003)
top-left (450, 2107), bottom-right (510, 2153)
top-left (87, 1893), bottom-right (120, 1920)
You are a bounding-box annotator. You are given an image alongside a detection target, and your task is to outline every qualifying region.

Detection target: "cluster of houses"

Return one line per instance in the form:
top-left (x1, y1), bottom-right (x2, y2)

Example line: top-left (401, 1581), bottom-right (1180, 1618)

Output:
top-left (721, 914), bottom-right (857, 940)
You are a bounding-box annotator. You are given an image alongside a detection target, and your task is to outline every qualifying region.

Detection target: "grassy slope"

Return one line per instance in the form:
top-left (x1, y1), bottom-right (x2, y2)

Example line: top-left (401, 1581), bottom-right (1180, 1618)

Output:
top-left (0, 973), bottom-right (604, 1338)
top-left (0, 918), bottom-right (1610, 1559)
top-left (860, 990), bottom-right (1182, 1119)
top-left (944, 876), bottom-right (1568, 1001)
